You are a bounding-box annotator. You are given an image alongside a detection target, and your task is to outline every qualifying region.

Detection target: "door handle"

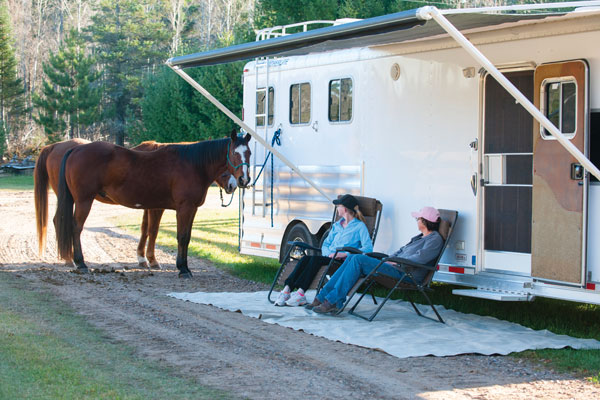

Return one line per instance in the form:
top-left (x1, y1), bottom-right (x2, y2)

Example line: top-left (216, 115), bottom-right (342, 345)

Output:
top-left (571, 163), bottom-right (583, 180)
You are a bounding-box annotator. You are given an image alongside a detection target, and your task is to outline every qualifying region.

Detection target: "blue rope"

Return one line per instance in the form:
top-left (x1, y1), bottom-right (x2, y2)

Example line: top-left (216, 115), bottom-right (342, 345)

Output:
top-left (250, 129), bottom-right (281, 187)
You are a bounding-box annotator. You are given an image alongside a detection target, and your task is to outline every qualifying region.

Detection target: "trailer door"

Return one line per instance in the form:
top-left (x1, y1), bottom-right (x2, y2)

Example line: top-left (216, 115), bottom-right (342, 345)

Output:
top-left (482, 70), bottom-right (534, 275)
top-left (531, 60), bottom-right (589, 285)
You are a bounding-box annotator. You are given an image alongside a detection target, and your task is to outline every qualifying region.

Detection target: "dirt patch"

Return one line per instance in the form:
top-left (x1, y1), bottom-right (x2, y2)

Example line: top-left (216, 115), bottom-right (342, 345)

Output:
top-left (1, 190), bottom-right (598, 399)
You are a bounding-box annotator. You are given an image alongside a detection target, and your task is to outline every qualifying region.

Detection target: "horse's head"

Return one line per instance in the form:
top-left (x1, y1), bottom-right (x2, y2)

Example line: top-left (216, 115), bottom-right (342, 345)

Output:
top-left (227, 130), bottom-right (252, 188)
top-left (216, 171), bottom-right (237, 194)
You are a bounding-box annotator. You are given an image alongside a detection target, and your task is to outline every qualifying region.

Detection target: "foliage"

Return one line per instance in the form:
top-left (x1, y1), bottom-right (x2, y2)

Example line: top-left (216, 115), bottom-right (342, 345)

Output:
top-left (32, 30), bottom-right (101, 143)
top-left (0, 0), bottom-right (27, 152)
top-left (0, 122), bottom-right (6, 155)
top-left (130, 44), bottom-right (243, 145)
top-left (88, 0), bottom-right (171, 146)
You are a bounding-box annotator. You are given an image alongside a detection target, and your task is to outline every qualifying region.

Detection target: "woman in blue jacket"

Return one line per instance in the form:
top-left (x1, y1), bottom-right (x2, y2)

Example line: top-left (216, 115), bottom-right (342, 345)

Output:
top-left (275, 194), bottom-right (373, 306)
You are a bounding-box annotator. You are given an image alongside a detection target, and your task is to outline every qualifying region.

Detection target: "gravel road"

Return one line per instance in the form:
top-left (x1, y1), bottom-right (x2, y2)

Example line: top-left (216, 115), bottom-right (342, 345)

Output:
top-left (0, 189), bottom-right (598, 399)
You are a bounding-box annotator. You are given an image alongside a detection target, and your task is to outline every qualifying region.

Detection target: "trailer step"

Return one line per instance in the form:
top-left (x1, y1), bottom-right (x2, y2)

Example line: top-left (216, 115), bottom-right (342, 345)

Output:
top-left (452, 289), bottom-right (531, 302)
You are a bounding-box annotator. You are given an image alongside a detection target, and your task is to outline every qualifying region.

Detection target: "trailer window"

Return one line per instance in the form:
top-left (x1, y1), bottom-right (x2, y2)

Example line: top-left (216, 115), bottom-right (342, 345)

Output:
top-left (541, 79), bottom-right (576, 139)
top-left (290, 83), bottom-right (311, 124)
top-left (329, 78), bottom-right (353, 122)
top-left (256, 87), bottom-right (274, 126)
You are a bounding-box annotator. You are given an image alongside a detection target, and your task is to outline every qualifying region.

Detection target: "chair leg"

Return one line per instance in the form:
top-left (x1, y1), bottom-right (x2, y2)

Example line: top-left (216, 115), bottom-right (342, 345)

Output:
top-left (349, 280), bottom-right (398, 321)
top-left (268, 247), bottom-right (295, 303)
top-left (406, 289), bottom-right (445, 324)
top-left (315, 258), bottom-right (339, 295)
top-left (420, 289), bottom-right (445, 324)
top-left (371, 293), bottom-right (378, 305)
top-left (345, 279), bottom-right (376, 316)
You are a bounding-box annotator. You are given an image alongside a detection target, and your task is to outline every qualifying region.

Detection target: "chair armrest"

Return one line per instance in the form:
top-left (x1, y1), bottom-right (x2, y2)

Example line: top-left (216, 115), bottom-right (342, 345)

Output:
top-left (383, 256), bottom-right (437, 272)
top-left (365, 252), bottom-right (389, 260)
top-left (286, 241), bottom-right (321, 252)
top-left (336, 246), bottom-right (363, 255)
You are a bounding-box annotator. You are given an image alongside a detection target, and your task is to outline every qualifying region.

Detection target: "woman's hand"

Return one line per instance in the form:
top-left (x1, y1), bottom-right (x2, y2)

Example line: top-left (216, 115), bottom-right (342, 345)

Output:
top-left (334, 253), bottom-right (347, 260)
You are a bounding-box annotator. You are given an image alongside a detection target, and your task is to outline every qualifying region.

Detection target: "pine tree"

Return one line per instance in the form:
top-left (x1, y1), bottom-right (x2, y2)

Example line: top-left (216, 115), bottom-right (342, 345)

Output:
top-left (88, 0), bottom-right (170, 146)
top-left (33, 30), bottom-right (101, 143)
top-left (0, 0), bottom-right (27, 153)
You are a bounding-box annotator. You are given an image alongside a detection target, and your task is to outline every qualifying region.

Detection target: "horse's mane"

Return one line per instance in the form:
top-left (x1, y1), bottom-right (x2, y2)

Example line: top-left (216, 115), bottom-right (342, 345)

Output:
top-left (173, 138), bottom-right (229, 170)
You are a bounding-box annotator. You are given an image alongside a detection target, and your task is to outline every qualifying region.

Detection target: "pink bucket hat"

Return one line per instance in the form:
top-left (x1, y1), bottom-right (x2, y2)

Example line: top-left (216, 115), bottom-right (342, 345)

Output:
top-left (411, 206), bottom-right (440, 223)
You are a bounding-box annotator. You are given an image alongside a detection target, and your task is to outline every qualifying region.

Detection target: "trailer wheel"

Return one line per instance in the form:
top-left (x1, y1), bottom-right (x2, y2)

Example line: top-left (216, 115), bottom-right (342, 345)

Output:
top-left (280, 223), bottom-right (317, 262)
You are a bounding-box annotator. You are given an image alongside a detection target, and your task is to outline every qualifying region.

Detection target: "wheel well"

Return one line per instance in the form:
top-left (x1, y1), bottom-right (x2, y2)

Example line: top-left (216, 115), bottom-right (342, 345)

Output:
top-left (279, 221), bottom-right (330, 262)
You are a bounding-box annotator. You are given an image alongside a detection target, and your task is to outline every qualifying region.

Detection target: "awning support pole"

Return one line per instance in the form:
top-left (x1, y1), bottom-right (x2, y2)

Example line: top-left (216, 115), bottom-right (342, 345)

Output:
top-left (418, 6), bottom-right (600, 182)
top-left (167, 64), bottom-right (333, 201)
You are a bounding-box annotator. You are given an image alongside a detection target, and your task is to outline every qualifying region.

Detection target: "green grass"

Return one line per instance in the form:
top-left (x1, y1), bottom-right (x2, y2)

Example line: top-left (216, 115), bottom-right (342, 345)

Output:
top-left (113, 193), bottom-right (280, 284)
top-left (0, 272), bottom-right (233, 399)
top-left (112, 194), bottom-right (600, 382)
top-left (0, 174), bottom-right (34, 191)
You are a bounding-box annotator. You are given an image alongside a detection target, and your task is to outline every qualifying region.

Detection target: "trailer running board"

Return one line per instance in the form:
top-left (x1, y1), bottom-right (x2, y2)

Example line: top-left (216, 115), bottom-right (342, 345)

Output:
top-left (452, 289), bottom-right (533, 302)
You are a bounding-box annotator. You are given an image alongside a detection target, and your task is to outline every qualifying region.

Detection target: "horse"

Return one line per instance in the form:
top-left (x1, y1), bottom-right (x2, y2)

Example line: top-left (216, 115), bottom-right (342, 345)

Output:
top-left (54, 131), bottom-right (251, 278)
top-left (35, 139), bottom-right (237, 269)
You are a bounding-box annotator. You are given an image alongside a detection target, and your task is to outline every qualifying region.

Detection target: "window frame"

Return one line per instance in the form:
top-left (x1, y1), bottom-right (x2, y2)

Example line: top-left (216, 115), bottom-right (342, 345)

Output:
top-left (289, 82), bottom-right (312, 126)
top-left (540, 76), bottom-right (578, 140)
top-left (255, 86), bottom-right (275, 127)
top-left (328, 77), bottom-right (354, 124)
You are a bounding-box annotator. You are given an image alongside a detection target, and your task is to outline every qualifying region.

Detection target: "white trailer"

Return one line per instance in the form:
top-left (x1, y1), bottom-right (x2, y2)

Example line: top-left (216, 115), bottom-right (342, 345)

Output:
top-left (167, 2), bottom-right (600, 305)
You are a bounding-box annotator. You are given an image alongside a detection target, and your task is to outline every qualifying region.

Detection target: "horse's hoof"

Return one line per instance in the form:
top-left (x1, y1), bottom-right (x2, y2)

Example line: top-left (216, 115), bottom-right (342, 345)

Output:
top-left (149, 262), bottom-right (162, 271)
top-left (138, 261), bottom-right (149, 269)
top-left (73, 267), bottom-right (89, 274)
top-left (178, 271), bottom-right (193, 279)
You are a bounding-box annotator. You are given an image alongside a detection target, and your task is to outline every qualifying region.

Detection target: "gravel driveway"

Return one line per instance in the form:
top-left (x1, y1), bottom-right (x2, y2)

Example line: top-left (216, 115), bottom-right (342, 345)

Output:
top-left (1, 189), bottom-right (598, 399)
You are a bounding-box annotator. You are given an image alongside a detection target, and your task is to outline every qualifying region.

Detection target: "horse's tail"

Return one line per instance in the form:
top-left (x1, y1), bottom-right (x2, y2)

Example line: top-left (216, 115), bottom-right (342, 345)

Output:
top-left (56, 148), bottom-right (75, 261)
top-left (34, 145), bottom-right (52, 255)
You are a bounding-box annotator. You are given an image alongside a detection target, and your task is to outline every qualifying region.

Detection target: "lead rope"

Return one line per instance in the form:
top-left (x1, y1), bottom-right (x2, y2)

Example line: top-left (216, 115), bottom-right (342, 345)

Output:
top-left (245, 129), bottom-right (282, 227)
top-left (219, 186), bottom-right (235, 207)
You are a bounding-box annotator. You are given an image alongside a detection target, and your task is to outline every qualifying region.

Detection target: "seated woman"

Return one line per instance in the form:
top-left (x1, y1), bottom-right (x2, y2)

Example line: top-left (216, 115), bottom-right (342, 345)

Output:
top-left (275, 194), bottom-right (373, 306)
top-left (310, 206), bottom-right (443, 314)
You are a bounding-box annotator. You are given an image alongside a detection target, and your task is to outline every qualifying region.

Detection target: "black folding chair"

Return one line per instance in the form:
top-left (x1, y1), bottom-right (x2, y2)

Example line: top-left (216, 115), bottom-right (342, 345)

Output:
top-left (267, 195), bottom-right (383, 303)
top-left (343, 209), bottom-right (458, 322)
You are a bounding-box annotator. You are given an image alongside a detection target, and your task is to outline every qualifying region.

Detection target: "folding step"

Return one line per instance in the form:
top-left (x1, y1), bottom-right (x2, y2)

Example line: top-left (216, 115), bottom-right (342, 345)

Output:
top-left (452, 289), bottom-right (532, 301)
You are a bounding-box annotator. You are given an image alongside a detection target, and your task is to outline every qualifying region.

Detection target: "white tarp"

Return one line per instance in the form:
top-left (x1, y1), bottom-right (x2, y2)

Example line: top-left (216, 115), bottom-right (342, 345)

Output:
top-left (168, 290), bottom-right (600, 358)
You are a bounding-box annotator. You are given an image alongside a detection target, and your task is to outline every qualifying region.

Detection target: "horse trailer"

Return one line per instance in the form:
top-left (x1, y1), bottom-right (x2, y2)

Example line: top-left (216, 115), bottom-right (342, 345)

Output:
top-left (167, 2), bottom-right (600, 305)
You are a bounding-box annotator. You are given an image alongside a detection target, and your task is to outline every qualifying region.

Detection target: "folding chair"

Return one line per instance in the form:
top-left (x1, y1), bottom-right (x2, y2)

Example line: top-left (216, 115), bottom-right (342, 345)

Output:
top-left (267, 195), bottom-right (383, 303)
top-left (344, 209), bottom-right (458, 322)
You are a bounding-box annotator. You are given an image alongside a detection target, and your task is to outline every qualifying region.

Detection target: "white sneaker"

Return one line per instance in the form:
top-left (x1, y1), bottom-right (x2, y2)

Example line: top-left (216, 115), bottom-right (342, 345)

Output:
top-left (285, 290), bottom-right (307, 306)
top-left (274, 290), bottom-right (290, 306)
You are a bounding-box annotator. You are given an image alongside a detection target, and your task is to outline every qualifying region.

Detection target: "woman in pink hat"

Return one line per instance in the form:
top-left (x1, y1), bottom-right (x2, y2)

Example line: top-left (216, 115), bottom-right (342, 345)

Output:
top-left (310, 206), bottom-right (444, 314)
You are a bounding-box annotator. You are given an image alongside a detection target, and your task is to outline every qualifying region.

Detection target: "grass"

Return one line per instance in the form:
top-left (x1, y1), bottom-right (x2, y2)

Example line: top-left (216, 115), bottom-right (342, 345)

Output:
top-left (113, 193), bottom-right (280, 284)
top-left (0, 272), bottom-right (233, 399)
top-left (0, 174), bottom-right (34, 191)
top-left (112, 194), bottom-right (600, 382)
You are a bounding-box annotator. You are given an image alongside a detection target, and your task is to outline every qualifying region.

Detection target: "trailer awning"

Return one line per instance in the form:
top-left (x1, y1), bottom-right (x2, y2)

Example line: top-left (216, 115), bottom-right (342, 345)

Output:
top-left (167, 11), bottom-right (554, 68)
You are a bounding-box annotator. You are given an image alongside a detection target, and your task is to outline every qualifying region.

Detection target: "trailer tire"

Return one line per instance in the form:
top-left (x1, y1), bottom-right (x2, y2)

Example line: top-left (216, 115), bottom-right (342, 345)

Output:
top-left (280, 223), bottom-right (317, 262)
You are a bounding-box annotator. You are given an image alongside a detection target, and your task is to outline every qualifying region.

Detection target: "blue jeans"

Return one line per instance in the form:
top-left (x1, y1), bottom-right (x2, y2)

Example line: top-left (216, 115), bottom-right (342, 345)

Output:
top-left (316, 254), bottom-right (404, 309)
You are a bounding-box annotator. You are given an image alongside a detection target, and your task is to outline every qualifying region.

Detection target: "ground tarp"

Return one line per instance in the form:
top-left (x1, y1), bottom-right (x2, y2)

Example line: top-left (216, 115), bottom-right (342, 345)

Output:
top-left (167, 290), bottom-right (600, 358)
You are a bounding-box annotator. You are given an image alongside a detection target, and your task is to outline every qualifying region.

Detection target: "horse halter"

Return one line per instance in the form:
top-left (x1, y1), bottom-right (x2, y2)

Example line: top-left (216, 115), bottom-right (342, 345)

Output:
top-left (227, 141), bottom-right (250, 170)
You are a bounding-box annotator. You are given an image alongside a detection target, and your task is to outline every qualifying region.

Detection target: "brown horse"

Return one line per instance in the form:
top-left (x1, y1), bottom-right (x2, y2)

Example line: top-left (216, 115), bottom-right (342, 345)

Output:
top-left (35, 139), bottom-right (237, 269)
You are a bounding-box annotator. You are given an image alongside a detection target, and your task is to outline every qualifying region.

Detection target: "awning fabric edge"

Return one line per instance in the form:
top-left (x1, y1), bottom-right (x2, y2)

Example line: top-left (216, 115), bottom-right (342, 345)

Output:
top-left (167, 9), bottom-right (421, 68)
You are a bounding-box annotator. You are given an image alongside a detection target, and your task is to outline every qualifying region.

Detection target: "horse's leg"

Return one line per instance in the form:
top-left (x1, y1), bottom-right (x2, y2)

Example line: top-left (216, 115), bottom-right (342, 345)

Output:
top-left (175, 206), bottom-right (197, 279)
top-left (52, 213), bottom-right (75, 268)
top-left (137, 210), bottom-right (150, 268)
top-left (146, 209), bottom-right (165, 270)
top-left (72, 199), bottom-right (94, 273)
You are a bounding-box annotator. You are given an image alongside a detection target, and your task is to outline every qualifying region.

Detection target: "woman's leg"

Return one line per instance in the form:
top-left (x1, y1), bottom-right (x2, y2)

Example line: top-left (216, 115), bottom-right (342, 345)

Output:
top-left (322, 254), bottom-right (383, 309)
top-left (283, 255), bottom-right (312, 291)
top-left (294, 255), bottom-right (331, 291)
top-left (316, 255), bottom-right (354, 303)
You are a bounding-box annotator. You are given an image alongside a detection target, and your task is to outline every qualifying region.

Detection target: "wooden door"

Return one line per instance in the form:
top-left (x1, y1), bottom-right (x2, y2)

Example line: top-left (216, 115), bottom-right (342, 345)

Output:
top-left (531, 60), bottom-right (589, 284)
